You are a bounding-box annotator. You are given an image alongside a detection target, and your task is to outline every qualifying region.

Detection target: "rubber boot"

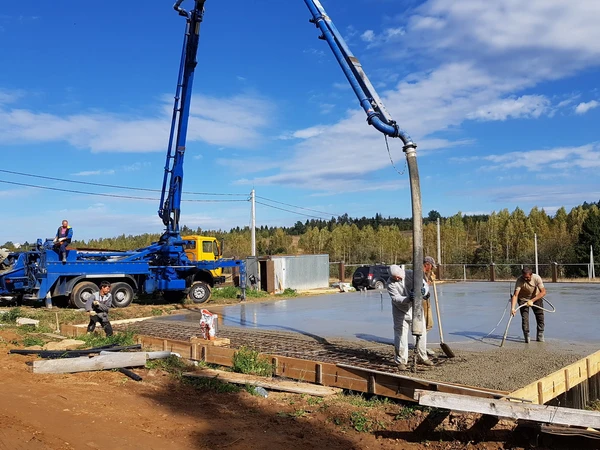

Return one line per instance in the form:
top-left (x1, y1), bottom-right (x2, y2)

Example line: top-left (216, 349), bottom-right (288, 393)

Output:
top-left (537, 332), bottom-right (545, 342)
top-left (523, 332), bottom-right (530, 343)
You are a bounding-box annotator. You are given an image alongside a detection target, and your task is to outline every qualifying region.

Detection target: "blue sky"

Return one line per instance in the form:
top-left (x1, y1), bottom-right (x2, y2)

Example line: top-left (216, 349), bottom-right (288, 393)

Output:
top-left (1, 0), bottom-right (599, 243)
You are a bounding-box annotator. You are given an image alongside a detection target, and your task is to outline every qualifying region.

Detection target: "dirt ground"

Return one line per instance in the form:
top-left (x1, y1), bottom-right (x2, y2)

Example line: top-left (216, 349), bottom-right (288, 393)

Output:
top-left (0, 298), bottom-right (596, 450)
top-left (0, 326), bottom-right (535, 450)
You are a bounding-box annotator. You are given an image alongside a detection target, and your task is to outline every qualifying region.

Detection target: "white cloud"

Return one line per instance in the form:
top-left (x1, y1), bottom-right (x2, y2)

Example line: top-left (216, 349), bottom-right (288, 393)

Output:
top-left (72, 170), bottom-right (115, 177)
top-left (361, 30), bottom-right (375, 43)
top-left (0, 93), bottom-right (275, 153)
top-left (575, 100), bottom-right (599, 115)
top-left (468, 95), bottom-right (551, 121)
top-left (479, 143), bottom-right (600, 172)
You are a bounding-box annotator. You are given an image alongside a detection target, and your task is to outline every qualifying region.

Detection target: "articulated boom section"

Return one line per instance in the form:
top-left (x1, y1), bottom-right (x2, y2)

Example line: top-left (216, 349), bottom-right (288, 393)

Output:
top-left (303, 0), bottom-right (413, 146)
top-left (158, 0), bottom-right (206, 240)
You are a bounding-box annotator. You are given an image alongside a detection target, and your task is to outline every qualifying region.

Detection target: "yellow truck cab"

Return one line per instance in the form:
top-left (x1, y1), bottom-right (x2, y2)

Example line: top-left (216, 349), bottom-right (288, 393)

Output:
top-left (182, 235), bottom-right (223, 279)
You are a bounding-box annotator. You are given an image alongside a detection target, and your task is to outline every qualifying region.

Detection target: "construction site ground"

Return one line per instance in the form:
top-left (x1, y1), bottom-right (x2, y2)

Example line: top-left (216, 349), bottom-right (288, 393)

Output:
top-left (1, 283), bottom-right (598, 449)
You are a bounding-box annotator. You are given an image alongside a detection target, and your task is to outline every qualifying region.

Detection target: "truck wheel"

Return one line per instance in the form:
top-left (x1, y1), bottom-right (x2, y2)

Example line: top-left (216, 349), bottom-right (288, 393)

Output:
top-left (111, 282), bottom-right (134, 308)
top-left (70, 281), bottom-right (98, 309)
top-left (188, 281), bottom-right (211, 304)
top-left (374, 280), bottom-right (385, 290)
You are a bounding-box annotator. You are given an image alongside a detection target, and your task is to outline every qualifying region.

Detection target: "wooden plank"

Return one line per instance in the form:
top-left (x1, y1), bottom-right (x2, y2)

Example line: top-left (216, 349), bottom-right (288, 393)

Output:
top-left (337, 363), bottom-right (513, 400)
top-left (33, 352), bottom-right (147, 374)
top-left (415, 390), bottom-right (600, 429)
top-left (183, 368), bottom-right (342, 397)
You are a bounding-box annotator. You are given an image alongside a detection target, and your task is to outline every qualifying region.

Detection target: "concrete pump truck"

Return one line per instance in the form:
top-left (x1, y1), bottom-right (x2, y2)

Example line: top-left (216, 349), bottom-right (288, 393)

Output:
top-left (2, 1), bottom-right (427, 345)
top-left (0, 1), bottom-right (247, 308)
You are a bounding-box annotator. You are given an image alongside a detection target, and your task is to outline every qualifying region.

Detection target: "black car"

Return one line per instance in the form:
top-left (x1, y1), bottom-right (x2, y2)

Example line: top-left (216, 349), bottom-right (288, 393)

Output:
top-left (352, 265), bottom-right (391, 290)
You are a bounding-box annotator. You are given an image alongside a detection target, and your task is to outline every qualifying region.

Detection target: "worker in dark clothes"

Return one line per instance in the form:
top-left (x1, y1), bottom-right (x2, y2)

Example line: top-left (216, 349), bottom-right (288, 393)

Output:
top-left (511, 267), bottom-right (547, 343)
top-left (53, 219), bottom-right (73, 263)
top-left (85, 281), bottom-right (113, 337)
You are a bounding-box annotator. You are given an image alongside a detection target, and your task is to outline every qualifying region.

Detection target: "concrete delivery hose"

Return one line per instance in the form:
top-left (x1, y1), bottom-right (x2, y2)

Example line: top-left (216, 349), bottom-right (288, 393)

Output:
top-left (500, 297), bottom-right (556, 347)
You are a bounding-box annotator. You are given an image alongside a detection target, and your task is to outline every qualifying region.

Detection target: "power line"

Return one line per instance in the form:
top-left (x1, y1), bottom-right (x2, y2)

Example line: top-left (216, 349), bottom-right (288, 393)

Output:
top-left (0, 179), bottom-right (247, 202)
top-left (256, 195), bottom-right (340, 217)
top-left (0, 169), bottom-right (246, 197)
top-left (255, 201), bottom-right (330, 220)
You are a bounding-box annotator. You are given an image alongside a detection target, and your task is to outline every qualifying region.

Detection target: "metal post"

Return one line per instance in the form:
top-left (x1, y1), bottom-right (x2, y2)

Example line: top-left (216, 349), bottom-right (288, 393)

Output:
top-left (534, 233), bottom-right (539, 274)
top-left (339, 261), bottom-right (345, 283)
top-left (436, 218), bottom-right (441, 266)
top-left (490, 263), bottom-right (496, 282)
top-left (552, 262), bottom-right (558, 283)
top-left (250, 189), bottom-right (256, 257)
top-left (463, 265), bottom-right (467, 281)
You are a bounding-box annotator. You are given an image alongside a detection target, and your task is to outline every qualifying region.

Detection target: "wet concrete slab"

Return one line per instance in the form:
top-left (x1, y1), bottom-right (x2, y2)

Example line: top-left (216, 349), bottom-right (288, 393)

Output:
top-left (158, 281), bottom-right (599, 353)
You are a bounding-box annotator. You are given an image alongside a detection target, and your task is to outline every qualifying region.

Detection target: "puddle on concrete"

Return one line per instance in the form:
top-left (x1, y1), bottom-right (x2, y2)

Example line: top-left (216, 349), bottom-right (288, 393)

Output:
top-left (160, 282), bottom-right (599, 351)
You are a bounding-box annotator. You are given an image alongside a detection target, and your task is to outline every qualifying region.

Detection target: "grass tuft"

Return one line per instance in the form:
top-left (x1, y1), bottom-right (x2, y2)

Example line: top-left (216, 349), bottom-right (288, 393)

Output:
top-left (232, 346), bottom-right (273, 377)
top-left (78, 331), bottom-right (136, 349)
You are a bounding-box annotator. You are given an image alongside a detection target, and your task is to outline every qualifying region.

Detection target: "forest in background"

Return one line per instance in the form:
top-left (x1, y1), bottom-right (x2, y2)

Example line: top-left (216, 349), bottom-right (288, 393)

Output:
top-left (3, 201), bottom-right (599, 274)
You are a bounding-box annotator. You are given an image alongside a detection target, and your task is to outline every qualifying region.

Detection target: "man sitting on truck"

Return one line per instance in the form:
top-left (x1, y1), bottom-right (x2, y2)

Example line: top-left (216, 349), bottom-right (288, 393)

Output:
top-left (85, 281), bottom-right (113, 337)
top-left (53, 219), bottom-right (73, 263)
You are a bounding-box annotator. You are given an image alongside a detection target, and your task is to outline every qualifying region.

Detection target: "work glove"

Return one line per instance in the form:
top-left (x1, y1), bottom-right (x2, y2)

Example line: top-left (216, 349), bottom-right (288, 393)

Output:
top-left (89, 311), bottom-right (97, 316)
top-left (93, 300), bottom-right (99, 306)
top-left (526, 300), bottom-right (533, 307)
top-left (430, 272), bottom-right (436, 281)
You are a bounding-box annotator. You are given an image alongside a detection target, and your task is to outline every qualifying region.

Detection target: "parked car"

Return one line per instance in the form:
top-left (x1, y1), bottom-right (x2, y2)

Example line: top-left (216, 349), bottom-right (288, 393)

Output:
top-left (352, 265), bottom-right (391, 290)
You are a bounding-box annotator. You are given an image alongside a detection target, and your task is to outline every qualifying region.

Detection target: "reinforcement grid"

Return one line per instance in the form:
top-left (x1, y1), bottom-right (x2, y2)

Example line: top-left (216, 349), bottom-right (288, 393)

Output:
top-left (114, 320), bottom-right (401, 373)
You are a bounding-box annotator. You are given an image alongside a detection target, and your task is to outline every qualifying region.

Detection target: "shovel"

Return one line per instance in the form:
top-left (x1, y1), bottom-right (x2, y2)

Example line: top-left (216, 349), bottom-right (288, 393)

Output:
top-left (432, 279), bottom-right (455, 358)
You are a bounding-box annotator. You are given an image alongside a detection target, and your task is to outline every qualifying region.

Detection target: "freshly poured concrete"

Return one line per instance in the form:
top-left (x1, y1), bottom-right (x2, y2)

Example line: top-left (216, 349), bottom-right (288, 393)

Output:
top-left (161, 282), bottom-right (599, 351)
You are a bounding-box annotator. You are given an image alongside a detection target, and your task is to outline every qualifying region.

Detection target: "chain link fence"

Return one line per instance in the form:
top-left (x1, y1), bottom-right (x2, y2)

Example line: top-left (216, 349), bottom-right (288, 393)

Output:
top-left (329, 261), bottom-right (599, 283)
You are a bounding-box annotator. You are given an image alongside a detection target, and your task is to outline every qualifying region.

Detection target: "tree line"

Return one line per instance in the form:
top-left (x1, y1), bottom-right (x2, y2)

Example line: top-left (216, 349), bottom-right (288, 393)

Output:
top-left (3, 201), bottom-right (599, 274)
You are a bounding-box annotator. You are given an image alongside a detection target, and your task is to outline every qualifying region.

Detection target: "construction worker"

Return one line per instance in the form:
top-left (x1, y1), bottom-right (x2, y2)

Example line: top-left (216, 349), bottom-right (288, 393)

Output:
top-left (511, 267), bottom-right (547, 343)
top-left (53, 219), bottom-right (73, 263)
top-left (388, 264), bottom-right (434, 371)
top-left (85, 281), bottom-right (114, 337)
top-left (422, 256), bottom-right (436, 356)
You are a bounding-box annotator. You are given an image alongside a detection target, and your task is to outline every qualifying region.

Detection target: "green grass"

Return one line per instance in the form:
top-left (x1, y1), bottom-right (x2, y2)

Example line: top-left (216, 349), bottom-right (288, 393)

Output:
top-left (146, 355), bottom-right (192, 378)
top-left (22, 335), bottom-right (45, 347)
top-left (78, 331), bottom-right (136, 348)
top-left (341, 393), bottom-right (392, 408)
top-left (0, 307), bottom-right (22, 324)
top-left (211, 286), bottom-right (269, 300)
top-left (350, 411), bottom-right (372, 432)
top-left (232, 346), bottom-right (273, 377)
top-left (279, 288), bottom-right (298, 297)
top-left (183, 376), bottom-right (242, 393)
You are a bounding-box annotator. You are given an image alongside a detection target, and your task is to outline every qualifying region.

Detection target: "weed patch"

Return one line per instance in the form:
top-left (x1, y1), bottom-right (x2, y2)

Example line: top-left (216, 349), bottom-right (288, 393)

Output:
top-left (22, 335), bottom-right (46, 347)
top-left (78, 331), bottom-right (136, 348)
top-left (183, 376), bottom-right (241, 393)
top-left (278, 288), bottom-right (298, 297)
top-left (146, 355), bottom-right (191, 378)
top-left (350, 411), bottom-right (372, 432)
top-left (211, 286), bottom-right (269, 300)
top-left (0, 308), bottom-right (23, 324)
top-left (232, 346), bottom-right (273, 377)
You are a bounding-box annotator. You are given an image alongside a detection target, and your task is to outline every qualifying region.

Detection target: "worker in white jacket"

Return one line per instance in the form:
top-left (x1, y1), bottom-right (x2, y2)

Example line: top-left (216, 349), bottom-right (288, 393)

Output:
top-left (387, 264), bottom-right (434, 371)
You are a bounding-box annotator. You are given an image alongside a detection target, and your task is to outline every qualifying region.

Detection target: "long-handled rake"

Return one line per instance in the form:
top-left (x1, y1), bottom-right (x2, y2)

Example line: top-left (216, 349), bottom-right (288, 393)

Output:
top-left (432, 278), bottom-right (455, 358)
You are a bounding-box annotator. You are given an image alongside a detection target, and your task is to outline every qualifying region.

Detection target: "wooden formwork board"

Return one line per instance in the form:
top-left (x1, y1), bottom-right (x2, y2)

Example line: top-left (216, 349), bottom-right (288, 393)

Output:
top-left (131, 333), bottom-right (508, 402)
top-left (510, 350), bottom-right (600, 405)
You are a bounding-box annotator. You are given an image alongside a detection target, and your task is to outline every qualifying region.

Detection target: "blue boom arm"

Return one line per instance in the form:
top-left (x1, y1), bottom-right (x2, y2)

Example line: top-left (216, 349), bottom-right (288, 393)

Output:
top-left (303, 0), bottom-right (424, 337)
top-left (158, 0), bottom-right (206, 240)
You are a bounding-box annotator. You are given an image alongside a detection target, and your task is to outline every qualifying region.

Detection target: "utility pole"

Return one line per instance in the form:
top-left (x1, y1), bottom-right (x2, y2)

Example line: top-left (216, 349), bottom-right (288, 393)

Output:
top-left (534, 233), bottom-right (539, 274)
top-left (250, 189), bottom-right (256, 257)
top-left (436, 218), bottom-right (441, 265)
